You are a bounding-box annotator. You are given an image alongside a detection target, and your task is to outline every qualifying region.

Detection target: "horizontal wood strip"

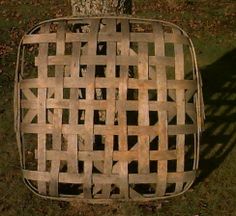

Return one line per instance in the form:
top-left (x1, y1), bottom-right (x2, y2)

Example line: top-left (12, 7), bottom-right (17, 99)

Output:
top-left (23, 170), bottom-right (195, 184)
top-left (23, 170), bottom-right (84, 184)
top-left (92, 175), bottom-right (122, 184)
top-left (35, 55), bottom-right (175, 67)
top-left (20, 78), bottom-right (197, 91)
top-left (23, 170), bottom-right (196, 184)
top-left (129, 171), bottom-right (195, 184)
top-left (21, 123), bottom-right (196, 135)
top-left (21, 100), bottom-right (194, 117)
top-left (34, 149), bottom-right (177, 161)
top-left (168, 125), bottom-right (197, 135)
top-left (21, 124), bottom-right (160, 135)
top-left (23, 32), bottom-right (189, 45)
top-left (21, 99), bottom-right (193, 111)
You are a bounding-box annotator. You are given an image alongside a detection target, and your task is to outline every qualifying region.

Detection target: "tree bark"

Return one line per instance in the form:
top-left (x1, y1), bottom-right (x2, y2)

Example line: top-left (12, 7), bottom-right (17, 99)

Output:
top-left (71, 0), bottom-right (132, 16)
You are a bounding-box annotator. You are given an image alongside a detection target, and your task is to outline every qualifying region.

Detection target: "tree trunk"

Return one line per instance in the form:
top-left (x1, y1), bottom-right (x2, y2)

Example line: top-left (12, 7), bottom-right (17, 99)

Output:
top-left (71, 0), bottom-right (132, 16)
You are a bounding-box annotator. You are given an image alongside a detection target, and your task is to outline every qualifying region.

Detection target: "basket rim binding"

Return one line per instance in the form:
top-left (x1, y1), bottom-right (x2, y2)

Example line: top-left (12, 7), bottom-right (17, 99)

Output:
top-left (14, 16), bottom-right (204, 203)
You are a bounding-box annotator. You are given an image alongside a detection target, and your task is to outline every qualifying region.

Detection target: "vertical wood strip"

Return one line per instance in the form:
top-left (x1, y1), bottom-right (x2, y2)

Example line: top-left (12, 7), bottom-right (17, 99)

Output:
top-left (67, 42), bottom-right (81, 174)
top-left (37, 24), bottom-right (50, 195)
top-left (118, 19), bottom-right (129, 198)
top-left (49, 22), bottom-right (66, 196)
top-left (83, 19), bottom-right (100, 198)
top-left (102, 19), bottom-right (116, 198)
top-left (138, 42), bottom-right (150, 174)
top-left (153, 23), bottom-right (168, 196)
top-left (173, 28), bottom-right (185, 193)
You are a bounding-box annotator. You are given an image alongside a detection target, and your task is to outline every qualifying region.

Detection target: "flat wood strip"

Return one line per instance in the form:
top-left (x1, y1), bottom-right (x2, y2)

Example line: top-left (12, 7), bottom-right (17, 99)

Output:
top-left (23, 170), bottom-right (84, 184)
top-left (59, 173), bottom-right (84, 184)
top-left (138, 42), bottom-right (150, 174)
top-left (168, 125), bottom-right (197, 135)
top-left (129, 188), bottom-right (144, 199)
top-left (23, 170), bottom-right (195, 185)
top-left (22, 109), bottom-right (37, 124)
top-left (118, 19), bottom-right (129, 198)
top-left (186, 109), bottom-right (197, 123)
top-left (174, 28), bottom-right (186, 193)
top-left (83, 19), bottom-right (100, 199)
top-left (23, 33), bottom-right (56, 44)
top-left (21, 89), bottom-right (37, 100)
top-left (67, 42), bottom-right (80, 174)
top-left (47, 109), bottom-right (54, 124)
top-left (21, 123), bottom-right (197, 136)
top-left (20, 78), bottom-right (197, 91)
top-left (49, 22), bottom-right (65, 196)
top-left (20, 99), bottom-right (184, 112)
top-left (93, 175), bottom-right (122, 184)
top-left (129, 171), bottom-right (195, 184)
top-left (37, 24), bottom-right (50, 194)
top-left (153, 23), bottom-right (168, 196)
top-left (21, 99), bottom-right (194, 114)
top-left (35, 55), bottom-right (175, 67)
top-left (185, 88), bottom-right (197, 102)
top-left (23, 32), bottom-right (189, 45)
top-left (35, 149), bottom-right (177, 162)
top-left (102, 19), bottom-right (116, 198)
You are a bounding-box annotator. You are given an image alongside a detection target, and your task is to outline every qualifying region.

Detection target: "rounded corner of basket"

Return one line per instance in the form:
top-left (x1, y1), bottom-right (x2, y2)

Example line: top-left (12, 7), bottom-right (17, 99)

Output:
top-left (22, 177), bottom-right (54, 201)
top-left (22, 177), bottom-right (44, 198)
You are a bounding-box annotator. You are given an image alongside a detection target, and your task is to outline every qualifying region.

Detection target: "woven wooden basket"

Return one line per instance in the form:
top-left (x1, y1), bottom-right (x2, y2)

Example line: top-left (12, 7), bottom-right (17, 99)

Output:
top-left (14, 17), bottom-right (204, 202)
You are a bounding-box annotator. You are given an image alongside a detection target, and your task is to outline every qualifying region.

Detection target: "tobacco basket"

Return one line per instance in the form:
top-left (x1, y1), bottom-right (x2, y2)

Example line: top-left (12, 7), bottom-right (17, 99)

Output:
top-left (14, 17), bottom-right (204, 203)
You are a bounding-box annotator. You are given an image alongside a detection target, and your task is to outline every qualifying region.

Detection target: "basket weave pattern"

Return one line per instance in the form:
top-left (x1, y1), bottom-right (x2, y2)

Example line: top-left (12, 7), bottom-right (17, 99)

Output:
top-left (15, 17), bottom-right (201, 202)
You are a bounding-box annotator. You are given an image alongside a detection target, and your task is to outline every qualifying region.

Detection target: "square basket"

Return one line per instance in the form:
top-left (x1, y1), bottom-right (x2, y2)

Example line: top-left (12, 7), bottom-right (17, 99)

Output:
top-left (14, 17), bottom-right (204, 202)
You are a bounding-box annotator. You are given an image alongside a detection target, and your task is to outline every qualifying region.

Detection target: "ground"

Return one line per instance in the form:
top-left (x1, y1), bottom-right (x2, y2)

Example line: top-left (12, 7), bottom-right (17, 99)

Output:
top-left (0, 0), bottom-right (236, 215)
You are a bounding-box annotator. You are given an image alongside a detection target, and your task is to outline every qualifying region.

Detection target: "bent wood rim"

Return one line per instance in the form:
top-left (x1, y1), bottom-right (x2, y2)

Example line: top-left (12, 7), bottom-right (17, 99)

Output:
top-left (14, 16), bottom-right (204, 203)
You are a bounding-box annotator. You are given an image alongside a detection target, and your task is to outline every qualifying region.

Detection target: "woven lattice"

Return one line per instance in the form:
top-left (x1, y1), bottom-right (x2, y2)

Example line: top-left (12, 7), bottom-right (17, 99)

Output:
top-left (14, 17), bottom-right (204, 202)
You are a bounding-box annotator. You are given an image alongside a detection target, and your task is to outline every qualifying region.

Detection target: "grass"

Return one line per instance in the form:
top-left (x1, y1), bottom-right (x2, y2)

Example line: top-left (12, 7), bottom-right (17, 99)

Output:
top-left (0, 0), bottom-right (236, 215)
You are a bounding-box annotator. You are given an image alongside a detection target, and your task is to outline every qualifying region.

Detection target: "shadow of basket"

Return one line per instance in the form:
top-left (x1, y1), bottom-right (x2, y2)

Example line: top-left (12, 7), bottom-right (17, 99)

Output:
top-left (197, 48), bottom-right (236, 182)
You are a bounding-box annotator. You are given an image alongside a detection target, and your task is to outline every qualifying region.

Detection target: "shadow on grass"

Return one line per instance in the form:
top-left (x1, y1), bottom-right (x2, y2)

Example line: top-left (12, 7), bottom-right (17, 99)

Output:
top-left (197, 48), bottom-right (236, 182)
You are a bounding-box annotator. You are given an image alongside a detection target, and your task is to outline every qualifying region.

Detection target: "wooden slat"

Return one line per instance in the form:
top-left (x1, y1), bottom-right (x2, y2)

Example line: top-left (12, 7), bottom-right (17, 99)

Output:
top-left (118, 19), bottom-right (129, 198)
top-left (138, 42), bottom-right (150, 174)
top-left (102, 19), bottom-right (116, 198)
top-left (21, 123), bottom-right (196, 136)
top-left (83, 19), bottom-right (100, 199)
top-left (49, 22), bottom-right (65, 196)
top-left (35, 55), bottom-right (174, 67)
top-left (23, 32), bottom-right (189, 45)
top-left (21, 89), bottom-right (37, 100)
top-left (35, 149), bottom-right (177, 162)
top-left (153, 23), bottom-right (168, 196)
top-left (21, 99), bottom-right (194, 114)
top-left (23, 170), bottom-right (195, 185)
top-left (173, 28), bottom-right (185, 193)
top-left (22, 109), bottom-right (37, 124)
top-left (20, 77), bottom-right (197, 91)
top-left (67, 41), bottom-right (80, 174)
top-left (37, 24), bottom-right (50, 194)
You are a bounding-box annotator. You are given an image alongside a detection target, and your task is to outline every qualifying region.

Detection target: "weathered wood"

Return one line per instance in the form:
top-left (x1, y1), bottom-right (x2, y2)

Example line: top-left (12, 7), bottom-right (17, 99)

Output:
top-left (15, 17), bottom-right (203, 202)
top-left (37, 24), bottom-right (50, 195)
top-left (50, 22), bottom-right (66, 196)
top-left (154, 23), bottom-right (168, 196)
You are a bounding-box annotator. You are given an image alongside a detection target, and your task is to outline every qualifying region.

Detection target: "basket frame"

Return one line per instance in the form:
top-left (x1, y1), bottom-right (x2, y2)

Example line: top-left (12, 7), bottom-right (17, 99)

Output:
top-left (14, 16), bottom-right (204, 203)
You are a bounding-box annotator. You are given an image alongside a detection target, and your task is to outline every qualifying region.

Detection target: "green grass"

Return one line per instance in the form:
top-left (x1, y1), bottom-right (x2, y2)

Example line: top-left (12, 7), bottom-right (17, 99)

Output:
top-left (0, 0), bottom-right (236, 215)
